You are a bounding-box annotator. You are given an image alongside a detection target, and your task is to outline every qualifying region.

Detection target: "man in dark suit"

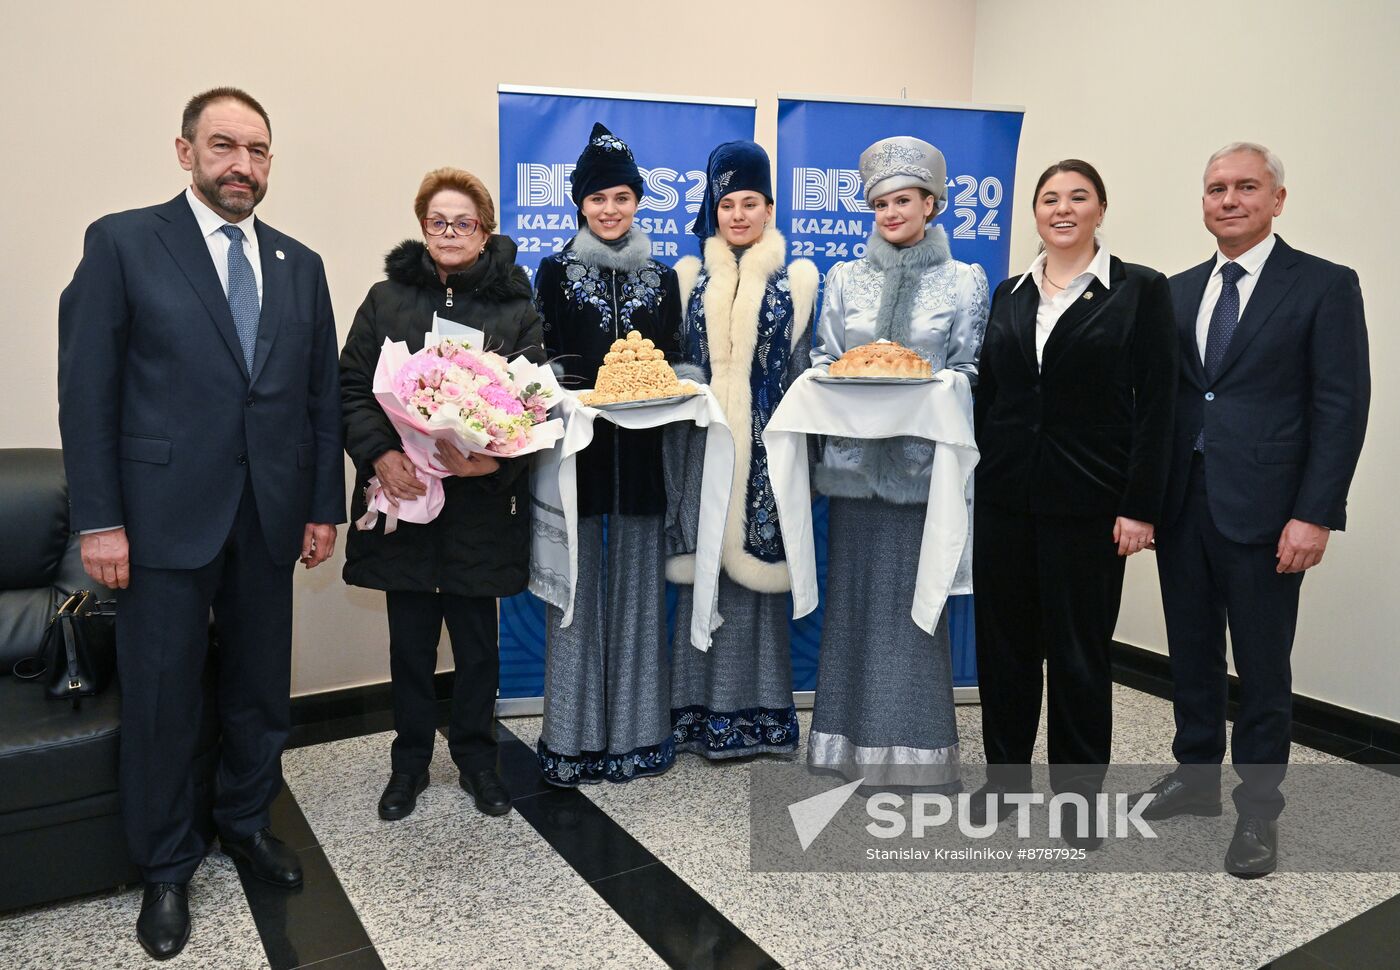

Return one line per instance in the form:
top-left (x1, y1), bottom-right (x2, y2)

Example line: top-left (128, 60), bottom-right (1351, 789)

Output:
top-left (57, 87), bottom-right (344, 958)
top-left (1146, 143), bottom-right (1370, 878)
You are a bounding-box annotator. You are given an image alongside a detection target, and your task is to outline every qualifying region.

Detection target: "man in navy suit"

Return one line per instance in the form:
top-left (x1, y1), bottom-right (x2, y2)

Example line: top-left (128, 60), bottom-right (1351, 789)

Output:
top-left (1145, 143), bottom-right (1370, 877)
top-left (58, 87), bottom-right (344, 958)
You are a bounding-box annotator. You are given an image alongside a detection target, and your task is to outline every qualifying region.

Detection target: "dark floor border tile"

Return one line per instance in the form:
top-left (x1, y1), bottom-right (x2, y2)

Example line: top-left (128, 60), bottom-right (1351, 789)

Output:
top-left (290, 675), bottom-right (456, 728)
top-left (287, 710), bottom-right (397, 751)
top-left (280, 659), bottom-right (1400, 970)
top-left (1112, 642), bottom-right (1400, 970)
top-left (295, 948), bottom-right (386, 970)
top-left (1290, 893), bottom-right (1400, 969)
top-left (232, 786), bottom-right (384, 970)
top-left (492, 721), bottom-right (782, 970)
top-left (1260, 949), bottom-right (1342, 970)
top-left (1111, 640), bottom-right (1400, 759)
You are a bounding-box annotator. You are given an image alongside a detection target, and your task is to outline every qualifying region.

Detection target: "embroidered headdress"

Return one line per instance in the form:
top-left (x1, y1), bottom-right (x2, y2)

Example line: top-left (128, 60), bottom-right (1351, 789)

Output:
top-left (859, 136), bottom-right (948, 213)
top-left (570, 122), bottom-right (645, 207)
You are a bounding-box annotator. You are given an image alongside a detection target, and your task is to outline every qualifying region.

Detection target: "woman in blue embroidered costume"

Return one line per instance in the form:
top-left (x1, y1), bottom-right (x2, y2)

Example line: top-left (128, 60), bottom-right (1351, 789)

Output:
top-left (532, 123), bottom-right (683, 785)
top-left (808, 137), bottom-right (989, 788)
top-left (664, 141), bottom-right (818, 759)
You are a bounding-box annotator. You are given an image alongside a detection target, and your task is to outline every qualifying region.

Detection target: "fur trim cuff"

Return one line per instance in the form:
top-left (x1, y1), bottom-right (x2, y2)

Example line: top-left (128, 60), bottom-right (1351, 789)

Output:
top-left (813, 463), bottom-right (931, 505)
top-left (666, 554), bottom-right (696, 584)
top-left (721, 552), bottom-right (792, 593)
top-left (673, 362), bottom-right (708, 384)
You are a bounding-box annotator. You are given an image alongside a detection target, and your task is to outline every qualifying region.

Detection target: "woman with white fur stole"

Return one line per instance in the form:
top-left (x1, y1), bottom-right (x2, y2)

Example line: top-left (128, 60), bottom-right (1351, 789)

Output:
top-left (807, 136), bottom-right (989, 789)
top-left (664, 140), bottom-right (818, 759)
top-left (532, 123), bottom-right (683, 786)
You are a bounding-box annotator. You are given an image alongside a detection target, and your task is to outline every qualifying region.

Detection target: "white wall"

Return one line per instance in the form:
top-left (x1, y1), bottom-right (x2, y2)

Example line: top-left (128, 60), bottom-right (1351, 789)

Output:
top-left (973, 0), bottom-right (1400, 721)
top-left (0, 0), bottom-right (978, 695)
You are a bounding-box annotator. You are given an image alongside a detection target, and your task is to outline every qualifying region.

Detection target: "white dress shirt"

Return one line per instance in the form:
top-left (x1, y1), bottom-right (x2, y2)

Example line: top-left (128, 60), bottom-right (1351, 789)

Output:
top-left (1012, 245), bottom-right (1113, 368)
top-left (185, 186), bottom-right (263, 301)
top-left (1194, 233), bottom-right (1276, 364)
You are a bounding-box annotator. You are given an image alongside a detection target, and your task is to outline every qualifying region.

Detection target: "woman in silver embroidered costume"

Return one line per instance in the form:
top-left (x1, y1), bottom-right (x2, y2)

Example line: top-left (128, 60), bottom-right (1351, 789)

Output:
top-left (664, 140), bottom-right (819, 760)
top-left (808, 136), bottom-right (989, 788)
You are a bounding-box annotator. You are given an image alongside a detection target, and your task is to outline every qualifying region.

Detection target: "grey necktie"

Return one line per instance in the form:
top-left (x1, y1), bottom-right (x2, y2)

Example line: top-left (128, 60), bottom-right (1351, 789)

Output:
top-left (220, 224), bottom-right (260, 373)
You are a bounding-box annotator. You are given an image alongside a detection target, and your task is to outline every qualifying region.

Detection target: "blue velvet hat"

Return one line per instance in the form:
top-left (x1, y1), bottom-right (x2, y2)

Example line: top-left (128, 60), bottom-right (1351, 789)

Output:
top-left (692, 140), bottom-right (773, 241)
top-left (570, 123), bottom-right (644, 207)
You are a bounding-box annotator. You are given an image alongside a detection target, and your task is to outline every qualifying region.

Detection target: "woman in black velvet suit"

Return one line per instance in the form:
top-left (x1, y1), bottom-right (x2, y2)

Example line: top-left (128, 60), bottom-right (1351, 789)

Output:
top-left (972, 160), bottom-right (1177, 828)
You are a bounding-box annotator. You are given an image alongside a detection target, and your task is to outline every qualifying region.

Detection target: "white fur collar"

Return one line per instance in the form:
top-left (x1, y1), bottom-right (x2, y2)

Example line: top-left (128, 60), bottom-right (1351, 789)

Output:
top-left (669, 228), bottom-right (817, 593)
top-left (569, 225), bottom-right (654, 272)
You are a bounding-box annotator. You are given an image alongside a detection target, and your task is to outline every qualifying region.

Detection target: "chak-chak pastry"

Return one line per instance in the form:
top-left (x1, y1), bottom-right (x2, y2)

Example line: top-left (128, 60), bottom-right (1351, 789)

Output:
top-left (580, 330), bottom-right (698, 405)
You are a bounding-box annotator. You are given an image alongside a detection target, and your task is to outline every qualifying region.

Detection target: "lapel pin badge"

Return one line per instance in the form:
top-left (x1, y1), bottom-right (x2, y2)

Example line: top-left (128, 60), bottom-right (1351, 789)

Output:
top-left (1083, 290), bottom-right (1094, 300)
top-left (275, 250), bottom-right (285, 260)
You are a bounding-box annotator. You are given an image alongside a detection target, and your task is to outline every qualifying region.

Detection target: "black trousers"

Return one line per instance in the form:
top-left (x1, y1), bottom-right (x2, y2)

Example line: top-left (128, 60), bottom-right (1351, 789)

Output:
top-left (973, 503), bottom-right (1125, 793)
top-left (1156, 455), bottom-right (1302, 819)
top-left (117, 476), bottom-right (292, 883)
top-left (386, 591), bottom-right (499, 775)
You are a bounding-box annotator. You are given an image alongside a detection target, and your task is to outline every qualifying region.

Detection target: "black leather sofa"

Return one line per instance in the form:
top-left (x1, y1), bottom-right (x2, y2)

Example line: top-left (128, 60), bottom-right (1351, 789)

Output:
top-left (0, 449), bottom-right (218, 912)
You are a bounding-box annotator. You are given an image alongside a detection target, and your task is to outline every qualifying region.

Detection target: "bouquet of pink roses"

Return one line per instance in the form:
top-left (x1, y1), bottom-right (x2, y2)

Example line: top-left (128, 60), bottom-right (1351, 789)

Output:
top-left (356, 337), bottom-right (565, 532)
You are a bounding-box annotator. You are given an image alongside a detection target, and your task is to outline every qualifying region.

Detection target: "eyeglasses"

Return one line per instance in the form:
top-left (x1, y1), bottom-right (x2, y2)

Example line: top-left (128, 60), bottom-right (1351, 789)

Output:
top-left (422, 217), bottom-right (480, 236)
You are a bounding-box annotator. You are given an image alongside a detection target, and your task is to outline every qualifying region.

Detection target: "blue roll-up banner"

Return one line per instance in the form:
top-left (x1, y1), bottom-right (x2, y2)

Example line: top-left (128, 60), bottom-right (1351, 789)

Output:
top-left (496, 86), bottom-right (756, 699)
top-left (497, 85), bottom-right (758, 281)
top-left (777, 95), bottom-right (1025, 691)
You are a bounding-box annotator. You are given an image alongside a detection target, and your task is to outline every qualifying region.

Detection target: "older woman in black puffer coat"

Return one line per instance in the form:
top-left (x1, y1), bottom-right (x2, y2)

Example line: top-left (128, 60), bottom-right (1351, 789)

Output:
top-left (340, 167), bottom-right (544, 822)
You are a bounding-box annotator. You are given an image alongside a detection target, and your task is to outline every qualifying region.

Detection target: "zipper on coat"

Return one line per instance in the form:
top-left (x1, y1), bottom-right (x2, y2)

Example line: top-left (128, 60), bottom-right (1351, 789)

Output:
top-left (510, 495), bottom-right (517, 515)
top-left (445, 286), bottom-right (454, 308)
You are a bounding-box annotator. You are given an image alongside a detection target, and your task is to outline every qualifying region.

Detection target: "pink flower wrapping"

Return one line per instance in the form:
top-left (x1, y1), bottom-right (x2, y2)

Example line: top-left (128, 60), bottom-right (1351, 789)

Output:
top-left (356, 337), bottom-right (566, 532)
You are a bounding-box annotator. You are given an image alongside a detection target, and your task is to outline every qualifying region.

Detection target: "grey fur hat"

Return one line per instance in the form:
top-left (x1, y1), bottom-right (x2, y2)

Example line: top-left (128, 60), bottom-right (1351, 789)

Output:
top-left (859, 136), bottom-right (948, 213)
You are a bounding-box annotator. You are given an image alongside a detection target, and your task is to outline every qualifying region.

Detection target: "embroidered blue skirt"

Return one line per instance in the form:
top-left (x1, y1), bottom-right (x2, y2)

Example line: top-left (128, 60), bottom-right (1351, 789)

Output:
top-left (670, 575), bottom-right (799, 760)
top-left (538, 514), bottom-right (675, 785)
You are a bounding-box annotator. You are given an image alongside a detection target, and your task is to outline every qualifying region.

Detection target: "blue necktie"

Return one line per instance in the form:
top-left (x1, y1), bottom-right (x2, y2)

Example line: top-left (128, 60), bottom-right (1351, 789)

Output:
top-left (1195, 261), bottom-right (1247, 452)
top-left (220, 224), bottom-right (260, 373)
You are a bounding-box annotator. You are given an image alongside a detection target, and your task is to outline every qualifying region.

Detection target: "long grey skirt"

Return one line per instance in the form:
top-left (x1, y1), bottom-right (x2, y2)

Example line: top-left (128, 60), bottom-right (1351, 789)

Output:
top-left (538, 514), bottom-right (674, 785)
top-left (671, 576), bottom-right (799, 759)
top-left (809, 496), bottom-right (960, 788)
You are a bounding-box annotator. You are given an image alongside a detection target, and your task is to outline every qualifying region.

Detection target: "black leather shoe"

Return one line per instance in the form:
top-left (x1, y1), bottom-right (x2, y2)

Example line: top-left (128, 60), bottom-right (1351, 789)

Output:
top-left (1059, 799), bottom-right (1104, 852)
top-left (460, 768), bottom-right (512, 816)
top-left (1226, 815), bottom-right (1278, 878)
top-left (966, 783), bottom-right (1020, 827)
top-left (137, 882), bottom-right (190, 961)
top-left (222, 828), bottom-right (303, 887)
top-left (1138, 771), bottom-right (1223, 821)
top-left (379, 771), bottom-right (430, 821)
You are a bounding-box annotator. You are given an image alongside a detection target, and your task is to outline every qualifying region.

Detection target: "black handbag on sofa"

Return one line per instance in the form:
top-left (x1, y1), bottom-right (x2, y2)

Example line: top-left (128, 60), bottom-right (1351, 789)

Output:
top-left (12, 589), bottom-right (116, 707)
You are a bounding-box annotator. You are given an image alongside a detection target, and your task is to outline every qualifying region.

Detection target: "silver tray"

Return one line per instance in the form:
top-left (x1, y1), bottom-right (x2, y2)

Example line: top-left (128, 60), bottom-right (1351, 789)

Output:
top-left (588, 393), bottom-right (694, 411)
top-left (811, 374), bottom-right (941, 385)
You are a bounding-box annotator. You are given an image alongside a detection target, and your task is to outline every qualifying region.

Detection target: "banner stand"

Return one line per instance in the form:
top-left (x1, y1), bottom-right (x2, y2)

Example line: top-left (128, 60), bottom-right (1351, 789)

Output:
top-left (495, 85), bottom-right (757, 701)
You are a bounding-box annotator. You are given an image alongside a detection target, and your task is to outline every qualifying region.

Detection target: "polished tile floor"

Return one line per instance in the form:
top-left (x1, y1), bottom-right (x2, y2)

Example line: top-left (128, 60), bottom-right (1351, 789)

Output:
top-left (3, 683), bottom-right (1399, 969)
